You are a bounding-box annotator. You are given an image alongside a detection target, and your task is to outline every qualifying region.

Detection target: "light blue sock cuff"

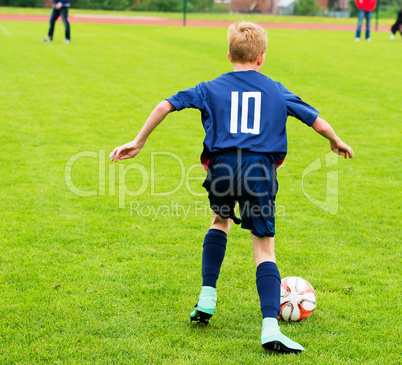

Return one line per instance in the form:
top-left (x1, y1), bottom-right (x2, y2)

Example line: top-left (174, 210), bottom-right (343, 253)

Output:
top-left (262, 317), bottom-right (279, 329)
top-left (200, 286), bottom-right (217, 299)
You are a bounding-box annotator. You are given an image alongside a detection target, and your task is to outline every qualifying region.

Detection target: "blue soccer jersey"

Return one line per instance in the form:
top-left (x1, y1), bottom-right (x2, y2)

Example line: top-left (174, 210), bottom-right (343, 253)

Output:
top-left (167, 70), bottom-right (319, 164)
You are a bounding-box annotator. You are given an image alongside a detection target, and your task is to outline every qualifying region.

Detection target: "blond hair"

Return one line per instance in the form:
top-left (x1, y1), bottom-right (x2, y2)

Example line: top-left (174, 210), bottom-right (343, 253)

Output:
top-left (227, 21), bottom-right (268, 63)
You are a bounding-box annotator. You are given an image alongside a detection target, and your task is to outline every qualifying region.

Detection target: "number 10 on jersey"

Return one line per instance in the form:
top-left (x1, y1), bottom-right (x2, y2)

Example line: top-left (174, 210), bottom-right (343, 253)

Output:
top-left (230, 91), bottom-right (261, 135)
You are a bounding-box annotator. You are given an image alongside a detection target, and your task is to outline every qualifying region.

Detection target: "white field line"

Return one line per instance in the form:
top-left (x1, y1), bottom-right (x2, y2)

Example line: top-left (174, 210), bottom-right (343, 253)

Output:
top-left (0, 23), bottom-right (11, 35)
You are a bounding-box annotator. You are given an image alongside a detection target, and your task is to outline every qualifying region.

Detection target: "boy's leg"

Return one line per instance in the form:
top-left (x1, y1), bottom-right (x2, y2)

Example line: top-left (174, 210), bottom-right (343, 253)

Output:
top-left (252, 232), bottom-right (275, 267)
top-left (390, 23), bottom-right (397, 39)
top-left (48, 8), bottom-right (59, 38)
top-left (60, 7), bottom-right (70, 41)
top-left (355, 9), bottom-right (364, 39)
top-left (365, 11), bottom-right (372, 40)
top-left (190, 214), bottom-right (231, 324)
top-left (253, 234), bottom-right (304, 354)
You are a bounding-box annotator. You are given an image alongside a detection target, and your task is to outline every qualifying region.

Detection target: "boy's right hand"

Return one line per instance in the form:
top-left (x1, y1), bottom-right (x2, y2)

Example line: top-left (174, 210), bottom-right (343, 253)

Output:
top-left (109, 141), bottom-right (143, 162)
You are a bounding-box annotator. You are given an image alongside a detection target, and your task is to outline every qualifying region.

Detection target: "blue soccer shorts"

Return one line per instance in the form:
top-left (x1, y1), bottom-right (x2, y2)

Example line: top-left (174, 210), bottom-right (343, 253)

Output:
top-left (202, 151), bottom-right (278, 238)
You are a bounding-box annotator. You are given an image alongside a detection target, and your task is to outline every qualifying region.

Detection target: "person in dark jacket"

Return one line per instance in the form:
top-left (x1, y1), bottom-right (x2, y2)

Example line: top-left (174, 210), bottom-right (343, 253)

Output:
top-left (390, 8), bottom-right (402, 41)
top-left (42, 0), bottom-right (71, 43)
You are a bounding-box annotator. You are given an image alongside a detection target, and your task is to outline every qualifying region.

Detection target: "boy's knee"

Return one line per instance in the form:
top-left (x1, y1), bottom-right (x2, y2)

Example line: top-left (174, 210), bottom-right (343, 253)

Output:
top-left (210, 213), bottom-right (232, 234)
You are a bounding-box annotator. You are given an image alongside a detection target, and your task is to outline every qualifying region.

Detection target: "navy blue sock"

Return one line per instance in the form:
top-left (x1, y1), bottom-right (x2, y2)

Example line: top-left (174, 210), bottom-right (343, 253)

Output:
top-left (202, 229), bottom-right (227, 288)
top-left (256, 261), bottom-right (281, 318)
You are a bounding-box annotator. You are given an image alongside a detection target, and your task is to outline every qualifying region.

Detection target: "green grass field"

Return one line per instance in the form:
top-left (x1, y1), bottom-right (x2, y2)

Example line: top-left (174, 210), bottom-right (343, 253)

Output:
top-left (0, 14), bottom-right (401, 364)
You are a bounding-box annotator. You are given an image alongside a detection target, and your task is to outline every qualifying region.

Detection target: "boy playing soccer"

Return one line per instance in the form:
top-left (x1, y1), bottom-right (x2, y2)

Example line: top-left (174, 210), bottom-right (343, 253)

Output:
top-left (110, 21), bottom-right (353, 354)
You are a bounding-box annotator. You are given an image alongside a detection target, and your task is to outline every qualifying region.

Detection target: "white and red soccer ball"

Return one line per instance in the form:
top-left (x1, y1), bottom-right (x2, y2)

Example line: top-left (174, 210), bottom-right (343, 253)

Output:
top-left (279, 276), bottom-right (317, 322)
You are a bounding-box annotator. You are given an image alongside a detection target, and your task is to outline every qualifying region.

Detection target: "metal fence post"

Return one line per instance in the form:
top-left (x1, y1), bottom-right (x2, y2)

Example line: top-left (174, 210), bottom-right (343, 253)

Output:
top-left (183, 0), bottom-right (187, 26)
top-left (375, 0), bottom-right (380, 31)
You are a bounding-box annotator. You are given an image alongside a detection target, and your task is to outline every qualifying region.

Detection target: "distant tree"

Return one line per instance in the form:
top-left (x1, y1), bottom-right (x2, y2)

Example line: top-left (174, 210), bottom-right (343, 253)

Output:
top-left (0, 0), bottom-right (36, 6)
top-left (187, 0), bottom-right (215, 12)
top-left (146, 0), bottom-right (181, 12)
top-left (349, 0), bottom-right (358, 17)
top-left (101, 0), bottom-right (130, 10)
top-left (294, 0), bottom-right (321, 15)
top-left (1, 0), bottom-right (226, 11)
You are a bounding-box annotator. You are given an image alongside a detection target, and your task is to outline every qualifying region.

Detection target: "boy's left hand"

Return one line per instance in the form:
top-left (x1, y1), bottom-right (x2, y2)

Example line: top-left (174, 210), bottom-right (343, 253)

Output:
top-left (330, 140), bottom-right (354, 159)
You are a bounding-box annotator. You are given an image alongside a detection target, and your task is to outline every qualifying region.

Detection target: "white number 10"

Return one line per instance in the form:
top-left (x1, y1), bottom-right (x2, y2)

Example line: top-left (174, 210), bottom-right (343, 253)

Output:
top-left (230, 91), bottom-right (261, 135)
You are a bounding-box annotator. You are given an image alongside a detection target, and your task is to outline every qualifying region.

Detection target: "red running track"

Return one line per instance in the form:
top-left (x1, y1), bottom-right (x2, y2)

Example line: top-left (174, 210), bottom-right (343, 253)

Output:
top-left (0, 13), bottom-right (390, 32)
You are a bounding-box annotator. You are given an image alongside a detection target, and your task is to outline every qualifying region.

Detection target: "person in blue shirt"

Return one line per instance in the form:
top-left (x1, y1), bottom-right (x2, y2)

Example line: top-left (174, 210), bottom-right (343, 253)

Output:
top-left (110, 21), bottom-right (353, 354)
top-left (42, 0), bottom-right (71, 43)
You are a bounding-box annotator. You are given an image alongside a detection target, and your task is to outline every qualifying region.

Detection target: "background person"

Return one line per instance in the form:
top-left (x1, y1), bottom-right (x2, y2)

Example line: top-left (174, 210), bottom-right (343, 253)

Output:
top-left (42, 0), bottom-right (71, 43)
top-left (355, 0), bottom-right (377, 41)
top-left (390, 8), bottom-right (402, 40)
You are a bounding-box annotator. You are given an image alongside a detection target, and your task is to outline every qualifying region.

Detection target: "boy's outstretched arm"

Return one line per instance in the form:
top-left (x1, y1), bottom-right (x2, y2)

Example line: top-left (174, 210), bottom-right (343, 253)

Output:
top-left (109, 100), bottom-right (175, 162)
top-left (312, 117), bottom-right (354, 159)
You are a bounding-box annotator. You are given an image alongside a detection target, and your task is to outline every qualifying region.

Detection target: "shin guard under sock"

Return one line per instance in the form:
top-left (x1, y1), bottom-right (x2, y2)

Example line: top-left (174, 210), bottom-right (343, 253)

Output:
top-left (256, 261), bottom-right (281, 318)
top-left (202, 229), bottom-right (227, 288)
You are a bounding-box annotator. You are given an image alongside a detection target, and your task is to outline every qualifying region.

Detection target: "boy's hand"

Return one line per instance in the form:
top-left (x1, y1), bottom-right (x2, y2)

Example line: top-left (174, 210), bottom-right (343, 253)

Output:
top-left (55, 2), bottom-right (62, 9)
top-left (109, 100), bottom-right (174, 163)
top-left (109, 141), bottom-right (143, 162)
top-left (312, 117), bottom-right (354, 159)
top-left (330, 140), bottom-right (354, 159)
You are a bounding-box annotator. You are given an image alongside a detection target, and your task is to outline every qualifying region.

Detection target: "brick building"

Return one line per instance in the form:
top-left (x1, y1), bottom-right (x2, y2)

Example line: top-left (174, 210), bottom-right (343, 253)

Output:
top-left (216, 0), bottom-right (275, 13)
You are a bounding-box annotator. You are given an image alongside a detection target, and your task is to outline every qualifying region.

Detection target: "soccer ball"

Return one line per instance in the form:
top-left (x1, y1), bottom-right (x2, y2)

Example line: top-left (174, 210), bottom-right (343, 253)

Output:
top-left (279, 276), bottom-right (316, 322)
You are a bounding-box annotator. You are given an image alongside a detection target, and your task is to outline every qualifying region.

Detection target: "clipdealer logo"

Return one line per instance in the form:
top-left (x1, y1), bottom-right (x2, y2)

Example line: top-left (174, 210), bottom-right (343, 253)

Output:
top-left (64, 149), bottom-right (340, 215)
top-left (301, 151), bottom-right (339, 215)
top-left (64, 150), bottom-right (206, 208)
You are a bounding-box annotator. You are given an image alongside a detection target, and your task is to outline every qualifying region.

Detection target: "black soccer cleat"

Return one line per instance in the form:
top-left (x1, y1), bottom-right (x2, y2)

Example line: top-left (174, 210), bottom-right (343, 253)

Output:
top-left (190, 307), bottom-right (213, 325)
top-left (263, 340), bottom-right (303, 354)
top-left (261, 318), bottom-right (304, 354)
